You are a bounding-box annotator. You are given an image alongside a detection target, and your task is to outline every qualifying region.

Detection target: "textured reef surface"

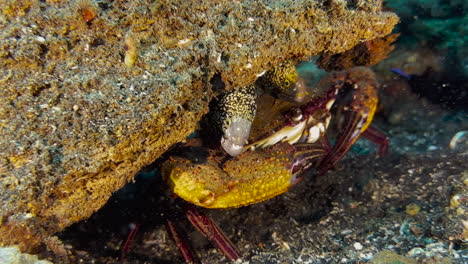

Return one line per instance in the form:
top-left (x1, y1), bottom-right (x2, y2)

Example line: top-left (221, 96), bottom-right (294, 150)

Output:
top-left (0, 0), bottom-right (398, 253)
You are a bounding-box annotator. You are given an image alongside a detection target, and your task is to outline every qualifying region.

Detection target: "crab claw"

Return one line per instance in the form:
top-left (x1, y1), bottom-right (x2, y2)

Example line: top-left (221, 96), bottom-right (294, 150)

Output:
top-left (319, 67), bottom-right (384, 171)
top-left (162, 143), bottom-right (296, 209)
top-left (163, 141), bottom-right (327, 211)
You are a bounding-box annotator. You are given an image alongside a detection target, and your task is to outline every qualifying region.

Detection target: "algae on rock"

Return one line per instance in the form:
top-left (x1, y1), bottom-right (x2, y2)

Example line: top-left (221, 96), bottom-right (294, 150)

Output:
top-left (0, 0), bottom-right (398, 252)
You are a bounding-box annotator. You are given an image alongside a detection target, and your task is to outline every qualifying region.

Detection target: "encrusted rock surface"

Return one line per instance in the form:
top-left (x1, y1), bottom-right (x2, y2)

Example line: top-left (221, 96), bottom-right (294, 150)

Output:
top-left (0, 246), bottom-right (53, 264)
top-left (0, 0), bottom-right (397, 251)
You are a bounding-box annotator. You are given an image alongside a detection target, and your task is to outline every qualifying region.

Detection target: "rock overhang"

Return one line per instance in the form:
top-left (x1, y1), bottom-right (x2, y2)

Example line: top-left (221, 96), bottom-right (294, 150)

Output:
top-left (0, 0), bottom-right (398, 252)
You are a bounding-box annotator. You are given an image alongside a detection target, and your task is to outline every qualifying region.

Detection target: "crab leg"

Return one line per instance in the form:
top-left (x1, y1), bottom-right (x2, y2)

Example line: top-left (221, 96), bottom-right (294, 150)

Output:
top-left (120, 222), bottom-right (140, 260)
top-left (362, 125), bottom-right (388, 156)
top-left (291, 143), bottom-right (326, 175)
top-left (185, 205), bottom-right (241, 261)
top-left (320, 110), bottom-right (370, 170)
top-left (319, 67), bottom-right (380, 171)
top-left (166, 219), bottom-right (197, 264)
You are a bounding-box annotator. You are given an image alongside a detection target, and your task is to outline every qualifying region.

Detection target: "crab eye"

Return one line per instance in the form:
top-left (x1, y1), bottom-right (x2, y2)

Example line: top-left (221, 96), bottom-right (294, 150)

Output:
top-left (292, 109), bottom-right (302, 122)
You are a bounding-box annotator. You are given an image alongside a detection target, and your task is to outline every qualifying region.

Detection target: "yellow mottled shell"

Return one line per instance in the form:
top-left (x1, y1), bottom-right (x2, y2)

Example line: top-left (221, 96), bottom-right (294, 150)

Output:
top-left (163, 143), bottom-right (296, 208)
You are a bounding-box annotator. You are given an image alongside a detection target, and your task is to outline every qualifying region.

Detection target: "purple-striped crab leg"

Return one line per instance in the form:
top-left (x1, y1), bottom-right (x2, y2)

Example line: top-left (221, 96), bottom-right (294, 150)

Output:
top-left (185, 205), bottom-right (241, 261)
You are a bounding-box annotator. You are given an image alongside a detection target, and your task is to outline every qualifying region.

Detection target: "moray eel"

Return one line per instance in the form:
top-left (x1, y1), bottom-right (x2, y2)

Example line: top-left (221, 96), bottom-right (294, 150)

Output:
top-left (256, 59), bottom-right (308, 103)
top-left (214, 60), bottom-right (308, 156)
top-left (212, 85), bottom-right (257, 157)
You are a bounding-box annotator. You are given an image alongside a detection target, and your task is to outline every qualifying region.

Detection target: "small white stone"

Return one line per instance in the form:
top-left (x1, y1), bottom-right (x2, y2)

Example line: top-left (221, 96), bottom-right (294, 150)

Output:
top-left (408, 247), bottom-right (425, 256)
top-left (353, 242), bottom-right (363, 251)
top-left (340, 229), bottom-right (352, 235)
top-left (178, 38), bottom-right (191, 45)
top-left (24, 213), bottom-right (34, 219)
top-left (427, 145), bottom-right (438, 151)
top-left (36, 36), bottom-right (46, 42)
top-left (248, 17), bottom-right (254, 21)
top-left (256, 71), bottom-right (266, 77)
top-left (360, 252), bottom-right (373, 260)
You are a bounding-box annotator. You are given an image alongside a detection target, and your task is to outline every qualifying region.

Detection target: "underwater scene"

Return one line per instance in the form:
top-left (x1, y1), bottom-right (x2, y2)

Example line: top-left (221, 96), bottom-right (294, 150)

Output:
top-left (0, 0), bottom-right (466, 263)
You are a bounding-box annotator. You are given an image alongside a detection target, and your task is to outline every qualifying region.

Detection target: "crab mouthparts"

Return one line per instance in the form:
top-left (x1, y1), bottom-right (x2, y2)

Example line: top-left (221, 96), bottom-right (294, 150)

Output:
top-left (244, 113), bottom-right (330, 158)
top-left (245, 121), bottom-right (307, 151)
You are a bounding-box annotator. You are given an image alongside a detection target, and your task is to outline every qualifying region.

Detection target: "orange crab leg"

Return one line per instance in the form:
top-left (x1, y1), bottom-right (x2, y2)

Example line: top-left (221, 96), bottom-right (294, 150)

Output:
top-left (185, 205), bottom-right (241, 261)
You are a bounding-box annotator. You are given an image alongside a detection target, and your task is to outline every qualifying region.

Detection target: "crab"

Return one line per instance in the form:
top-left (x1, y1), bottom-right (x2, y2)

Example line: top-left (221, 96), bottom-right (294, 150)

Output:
top-left (147, 66), bottom-right (388, 262)
top-left (121, 66), bottom-right (388, 263)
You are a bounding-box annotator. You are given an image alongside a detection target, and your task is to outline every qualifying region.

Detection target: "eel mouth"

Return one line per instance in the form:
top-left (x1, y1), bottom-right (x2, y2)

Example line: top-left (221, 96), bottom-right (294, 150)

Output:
top-left (221, 117), bottom-right (252, 156)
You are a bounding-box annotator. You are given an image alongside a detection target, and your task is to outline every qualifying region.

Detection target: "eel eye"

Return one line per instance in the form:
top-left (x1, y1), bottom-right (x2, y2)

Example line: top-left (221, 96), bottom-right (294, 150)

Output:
top-left (283, 80), bottom-right (290, 87)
